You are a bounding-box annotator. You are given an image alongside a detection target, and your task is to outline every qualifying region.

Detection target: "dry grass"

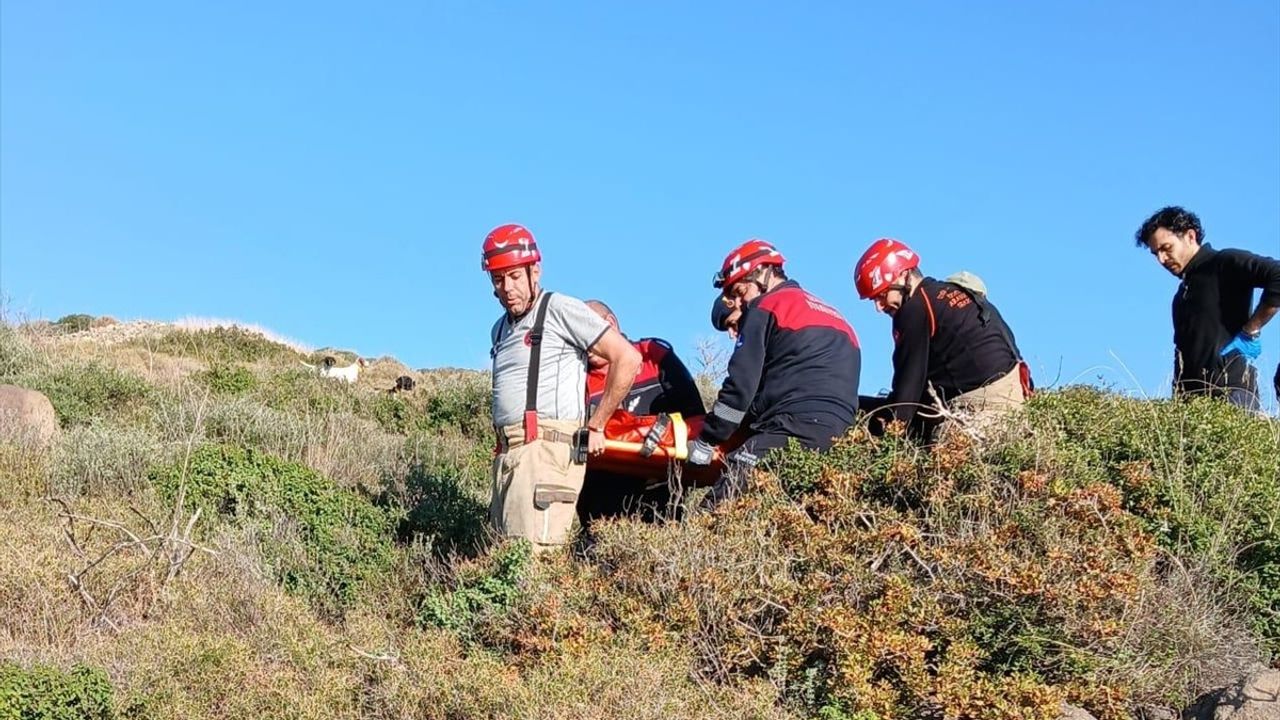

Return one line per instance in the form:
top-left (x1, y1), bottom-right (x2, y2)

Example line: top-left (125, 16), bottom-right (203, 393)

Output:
top-left (1094, 554), bottom-right (1262, 708)
top-left (51, 425), bottom-right (173, 498)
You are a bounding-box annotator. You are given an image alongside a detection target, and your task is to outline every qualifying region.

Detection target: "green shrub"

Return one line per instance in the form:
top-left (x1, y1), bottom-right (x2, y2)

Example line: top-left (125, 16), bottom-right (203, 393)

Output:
top-left (305, 348), bottom-right (358, 366)
top-left (28, 364), bottom-right (150, 428)
top-left (397, 460), bottom-right (489, 556)
top-left (420, 376), bottom-right (490, 435)
top-left (195, 364), bottom-right (257, 395)
top-left (1007, 388), bottom-right (1280, 651)
top-left (483, 389), bottom-right (1267, 720)
top-left (256, 368), bottom-right (358, 416)
top-left (417, 540), bottom-right (531, 640)
top-left (402, 428), bottom-right (492, 495)
top-left (52, 314), bottom-right (95, 334)
top-left (149, 445), bottom-right (398, 617)
top-left (137, 327), bottom-right (298, 364)
top-left (0, 662), bottom-right (115, 720)
top-left (366, 394), bottom-right (420, 435)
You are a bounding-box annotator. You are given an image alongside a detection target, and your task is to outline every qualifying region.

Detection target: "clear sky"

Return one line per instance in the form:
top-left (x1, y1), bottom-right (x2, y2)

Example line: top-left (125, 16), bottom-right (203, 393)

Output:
top-left (2, 2), bottom-right (1278, 408)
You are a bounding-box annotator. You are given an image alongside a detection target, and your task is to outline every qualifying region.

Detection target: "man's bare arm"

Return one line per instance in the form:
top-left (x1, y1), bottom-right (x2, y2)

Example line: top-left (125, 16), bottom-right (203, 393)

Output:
top-left (585, 328), bottom-right (641, 453)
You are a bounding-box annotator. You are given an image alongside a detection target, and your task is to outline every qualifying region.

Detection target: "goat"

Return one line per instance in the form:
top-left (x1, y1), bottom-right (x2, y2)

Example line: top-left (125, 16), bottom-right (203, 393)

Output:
top-left (301, 356), bottom-right (366, 383)
top-left (387, 375), bottom-right (416, 394)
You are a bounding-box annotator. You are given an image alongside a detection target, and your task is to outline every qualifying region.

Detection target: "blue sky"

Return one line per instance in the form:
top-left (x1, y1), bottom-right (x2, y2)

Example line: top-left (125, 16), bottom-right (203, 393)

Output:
top-left (2, 2), bottom-right (1279, 408)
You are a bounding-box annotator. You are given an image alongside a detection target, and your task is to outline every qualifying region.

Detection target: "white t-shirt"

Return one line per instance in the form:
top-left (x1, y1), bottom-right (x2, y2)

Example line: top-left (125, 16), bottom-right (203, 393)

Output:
top-left (490, 292), bottom-right (610, 428)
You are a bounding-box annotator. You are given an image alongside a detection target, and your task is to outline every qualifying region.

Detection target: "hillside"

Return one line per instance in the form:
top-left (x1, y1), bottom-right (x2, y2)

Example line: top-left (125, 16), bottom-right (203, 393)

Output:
top-left (0, 317), bottom-right (1276, 720)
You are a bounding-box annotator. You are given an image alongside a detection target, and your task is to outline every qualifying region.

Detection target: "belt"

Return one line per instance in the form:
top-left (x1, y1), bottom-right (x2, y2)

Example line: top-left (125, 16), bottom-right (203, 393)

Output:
top-left (496, 427), bottom-right (577, 452)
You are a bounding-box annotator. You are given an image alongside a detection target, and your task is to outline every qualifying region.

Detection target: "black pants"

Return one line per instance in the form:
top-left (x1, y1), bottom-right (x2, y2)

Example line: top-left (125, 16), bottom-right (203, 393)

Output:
top-left (577, 470), bottom-right (676, 530)
top-left (1179, 352), bottom-right (1261, 412)
top-left (700, 412), bottom-right (848, 509)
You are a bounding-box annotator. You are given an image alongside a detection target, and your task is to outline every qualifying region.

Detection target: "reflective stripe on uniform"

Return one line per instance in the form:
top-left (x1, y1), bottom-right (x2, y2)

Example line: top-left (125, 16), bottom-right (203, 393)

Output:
top-left (711, 401), bottom-right (746, 424)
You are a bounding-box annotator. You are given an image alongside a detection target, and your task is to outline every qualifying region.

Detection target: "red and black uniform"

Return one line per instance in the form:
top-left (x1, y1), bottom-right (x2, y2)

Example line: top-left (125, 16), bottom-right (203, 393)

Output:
top-left (865, 278), bottom-right (1022, 433)
top-left (580, 338), bottom-right (705, 525)
top-left (1171, 244), bottom-right (1280, 404)
top-left (698, 280), bottom-right (861, 464)
top-left (586, 338), bottom-right (705, 419)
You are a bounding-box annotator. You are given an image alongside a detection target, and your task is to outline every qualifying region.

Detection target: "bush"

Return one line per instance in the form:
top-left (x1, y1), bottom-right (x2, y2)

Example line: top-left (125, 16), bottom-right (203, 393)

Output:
top-left (195, 364), bottom-right (257, 395)
top-left (420, 375), bottom-right (491, 436)
top-left (417, 540), bottom-right (531, 640)
top-left (468, 390), bottom-right (1268, 720)
top-left (361, 374), bottom-right (491, 437)
top-left (0, 662), bottom-right (116, 720)
top-left (201, 397), bottom-right (311, 460)
top-left (0, 325), bottom-right (44, 379)
top-left (1007, 388), bottom-right (1280, 652)
top-left (137, 327), bottom-right (299, 364)
top-left (256, 368), bottom-right (359, 416)
top-left (52, 314), bottom-right (95, 334)
top-left (28, 363), bottom-right (150, 428)
top-left (396, 460), bottom-right (489, 557)
top-left (52, 424), bottom-right (168, 497)
top-left (149, 445), bottom-right (398, 618)
top-left (366, 394), bottom-right (421, 435)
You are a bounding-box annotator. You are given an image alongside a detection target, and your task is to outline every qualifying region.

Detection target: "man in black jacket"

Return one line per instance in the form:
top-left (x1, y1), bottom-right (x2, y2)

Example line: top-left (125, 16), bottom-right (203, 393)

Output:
top-left (687, 239), bottom-right (862, 507)
top-left (1135, 206), bottom-right (1280, 411)
top-left (853, 238), bottom-right (1030, 439)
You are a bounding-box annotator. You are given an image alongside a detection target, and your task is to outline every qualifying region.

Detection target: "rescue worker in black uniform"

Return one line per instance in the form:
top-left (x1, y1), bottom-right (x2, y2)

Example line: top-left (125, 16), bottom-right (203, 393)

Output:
top-left (580, 300), bottom-right (705, 528)
top-left (687, 239), bottom-right (862, 507)
top-left (853, 238), bottom-right (1031, 439)
top-left (1135, 206), bottom-right (1280, 411)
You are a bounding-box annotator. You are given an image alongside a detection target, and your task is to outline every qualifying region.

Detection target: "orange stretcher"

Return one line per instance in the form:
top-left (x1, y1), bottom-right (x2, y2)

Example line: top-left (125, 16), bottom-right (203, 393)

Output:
top-left (590, 411), bottom-right (730, 486)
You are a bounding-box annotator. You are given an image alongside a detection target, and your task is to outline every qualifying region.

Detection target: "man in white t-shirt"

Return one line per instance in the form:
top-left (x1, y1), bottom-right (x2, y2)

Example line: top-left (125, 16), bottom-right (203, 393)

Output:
top-left (482, 223), bottom-right (640, 550)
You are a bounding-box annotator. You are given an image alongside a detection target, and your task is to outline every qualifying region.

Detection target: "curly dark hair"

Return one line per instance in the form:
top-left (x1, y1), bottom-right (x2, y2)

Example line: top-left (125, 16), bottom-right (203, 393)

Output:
top-left (1135, 206), bottom-right (1204, 248)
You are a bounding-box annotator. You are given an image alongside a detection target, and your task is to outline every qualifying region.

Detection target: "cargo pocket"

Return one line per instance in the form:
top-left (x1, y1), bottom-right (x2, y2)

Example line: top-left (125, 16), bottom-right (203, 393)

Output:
top-left (528, 438), bottom-right (584, 546)
top-left (533, 484), bottom-right (579, 510)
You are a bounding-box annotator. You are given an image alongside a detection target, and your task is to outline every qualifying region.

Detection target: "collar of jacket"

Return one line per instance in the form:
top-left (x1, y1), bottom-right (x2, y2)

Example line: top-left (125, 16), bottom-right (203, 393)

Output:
top-left (745, 279), bottom-right (800, 310)
top-left (1180, 243), bottom-right (1216, 277)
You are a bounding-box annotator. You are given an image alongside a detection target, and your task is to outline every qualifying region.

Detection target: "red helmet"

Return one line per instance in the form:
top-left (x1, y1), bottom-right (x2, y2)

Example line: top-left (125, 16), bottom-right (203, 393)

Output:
top-left (854, 238), bottom-right (920, 299)
top-left (481, 224), bottom-right (541, 272)
top-left (713, 239), bottom-right (785, 289)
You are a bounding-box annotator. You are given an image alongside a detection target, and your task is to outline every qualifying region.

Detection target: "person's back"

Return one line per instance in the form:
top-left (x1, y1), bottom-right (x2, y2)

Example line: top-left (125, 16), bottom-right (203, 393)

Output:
top-left (687, 240), bottom-right (862, 508)
top-left (740, 282), bottom-right (861, 434)
top-left (853, 239), bottom-right (1029, 438)
top-left (905, 278), bottom-right (1021, 403)
top-left (1274, 362), bottom-right (1280, 409)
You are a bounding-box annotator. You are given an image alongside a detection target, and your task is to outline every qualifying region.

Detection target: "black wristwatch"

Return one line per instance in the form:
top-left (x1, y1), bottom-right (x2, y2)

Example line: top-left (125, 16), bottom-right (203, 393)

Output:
top-left (1242, 327), bottom-right (1262, 340)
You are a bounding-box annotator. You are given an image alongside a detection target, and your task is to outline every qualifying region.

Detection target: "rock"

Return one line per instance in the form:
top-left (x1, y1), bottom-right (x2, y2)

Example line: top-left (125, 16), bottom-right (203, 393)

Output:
top-left (1184, 667), bottom-right (1280, 720)
top-left (1139, 706), bottom-right (1178, 720)
top-left (0, 384), bottom-right (59, 446)
top-left (1060, 703), bottom-right (1098, 720)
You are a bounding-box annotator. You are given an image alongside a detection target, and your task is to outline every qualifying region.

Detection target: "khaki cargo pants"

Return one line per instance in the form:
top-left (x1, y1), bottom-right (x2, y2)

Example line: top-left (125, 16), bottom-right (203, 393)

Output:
top-left (944, 365), bottom-right (1026, 436)
top-left (490, 419), bottom-right (585, 551)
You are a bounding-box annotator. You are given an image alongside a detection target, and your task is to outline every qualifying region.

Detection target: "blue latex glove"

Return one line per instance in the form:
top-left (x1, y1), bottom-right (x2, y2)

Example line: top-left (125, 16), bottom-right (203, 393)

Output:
top-left (1220, 332), bottom-right (1262, 361)
top-left (687, 438), bottom-right (715, 466)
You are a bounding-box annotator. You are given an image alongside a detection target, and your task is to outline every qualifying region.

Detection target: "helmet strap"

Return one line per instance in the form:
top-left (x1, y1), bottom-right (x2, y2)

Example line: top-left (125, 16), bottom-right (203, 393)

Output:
top-left (889, 270), bottom-right (919, 298)
top-left (750, 266), bottom-right (773, 295)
